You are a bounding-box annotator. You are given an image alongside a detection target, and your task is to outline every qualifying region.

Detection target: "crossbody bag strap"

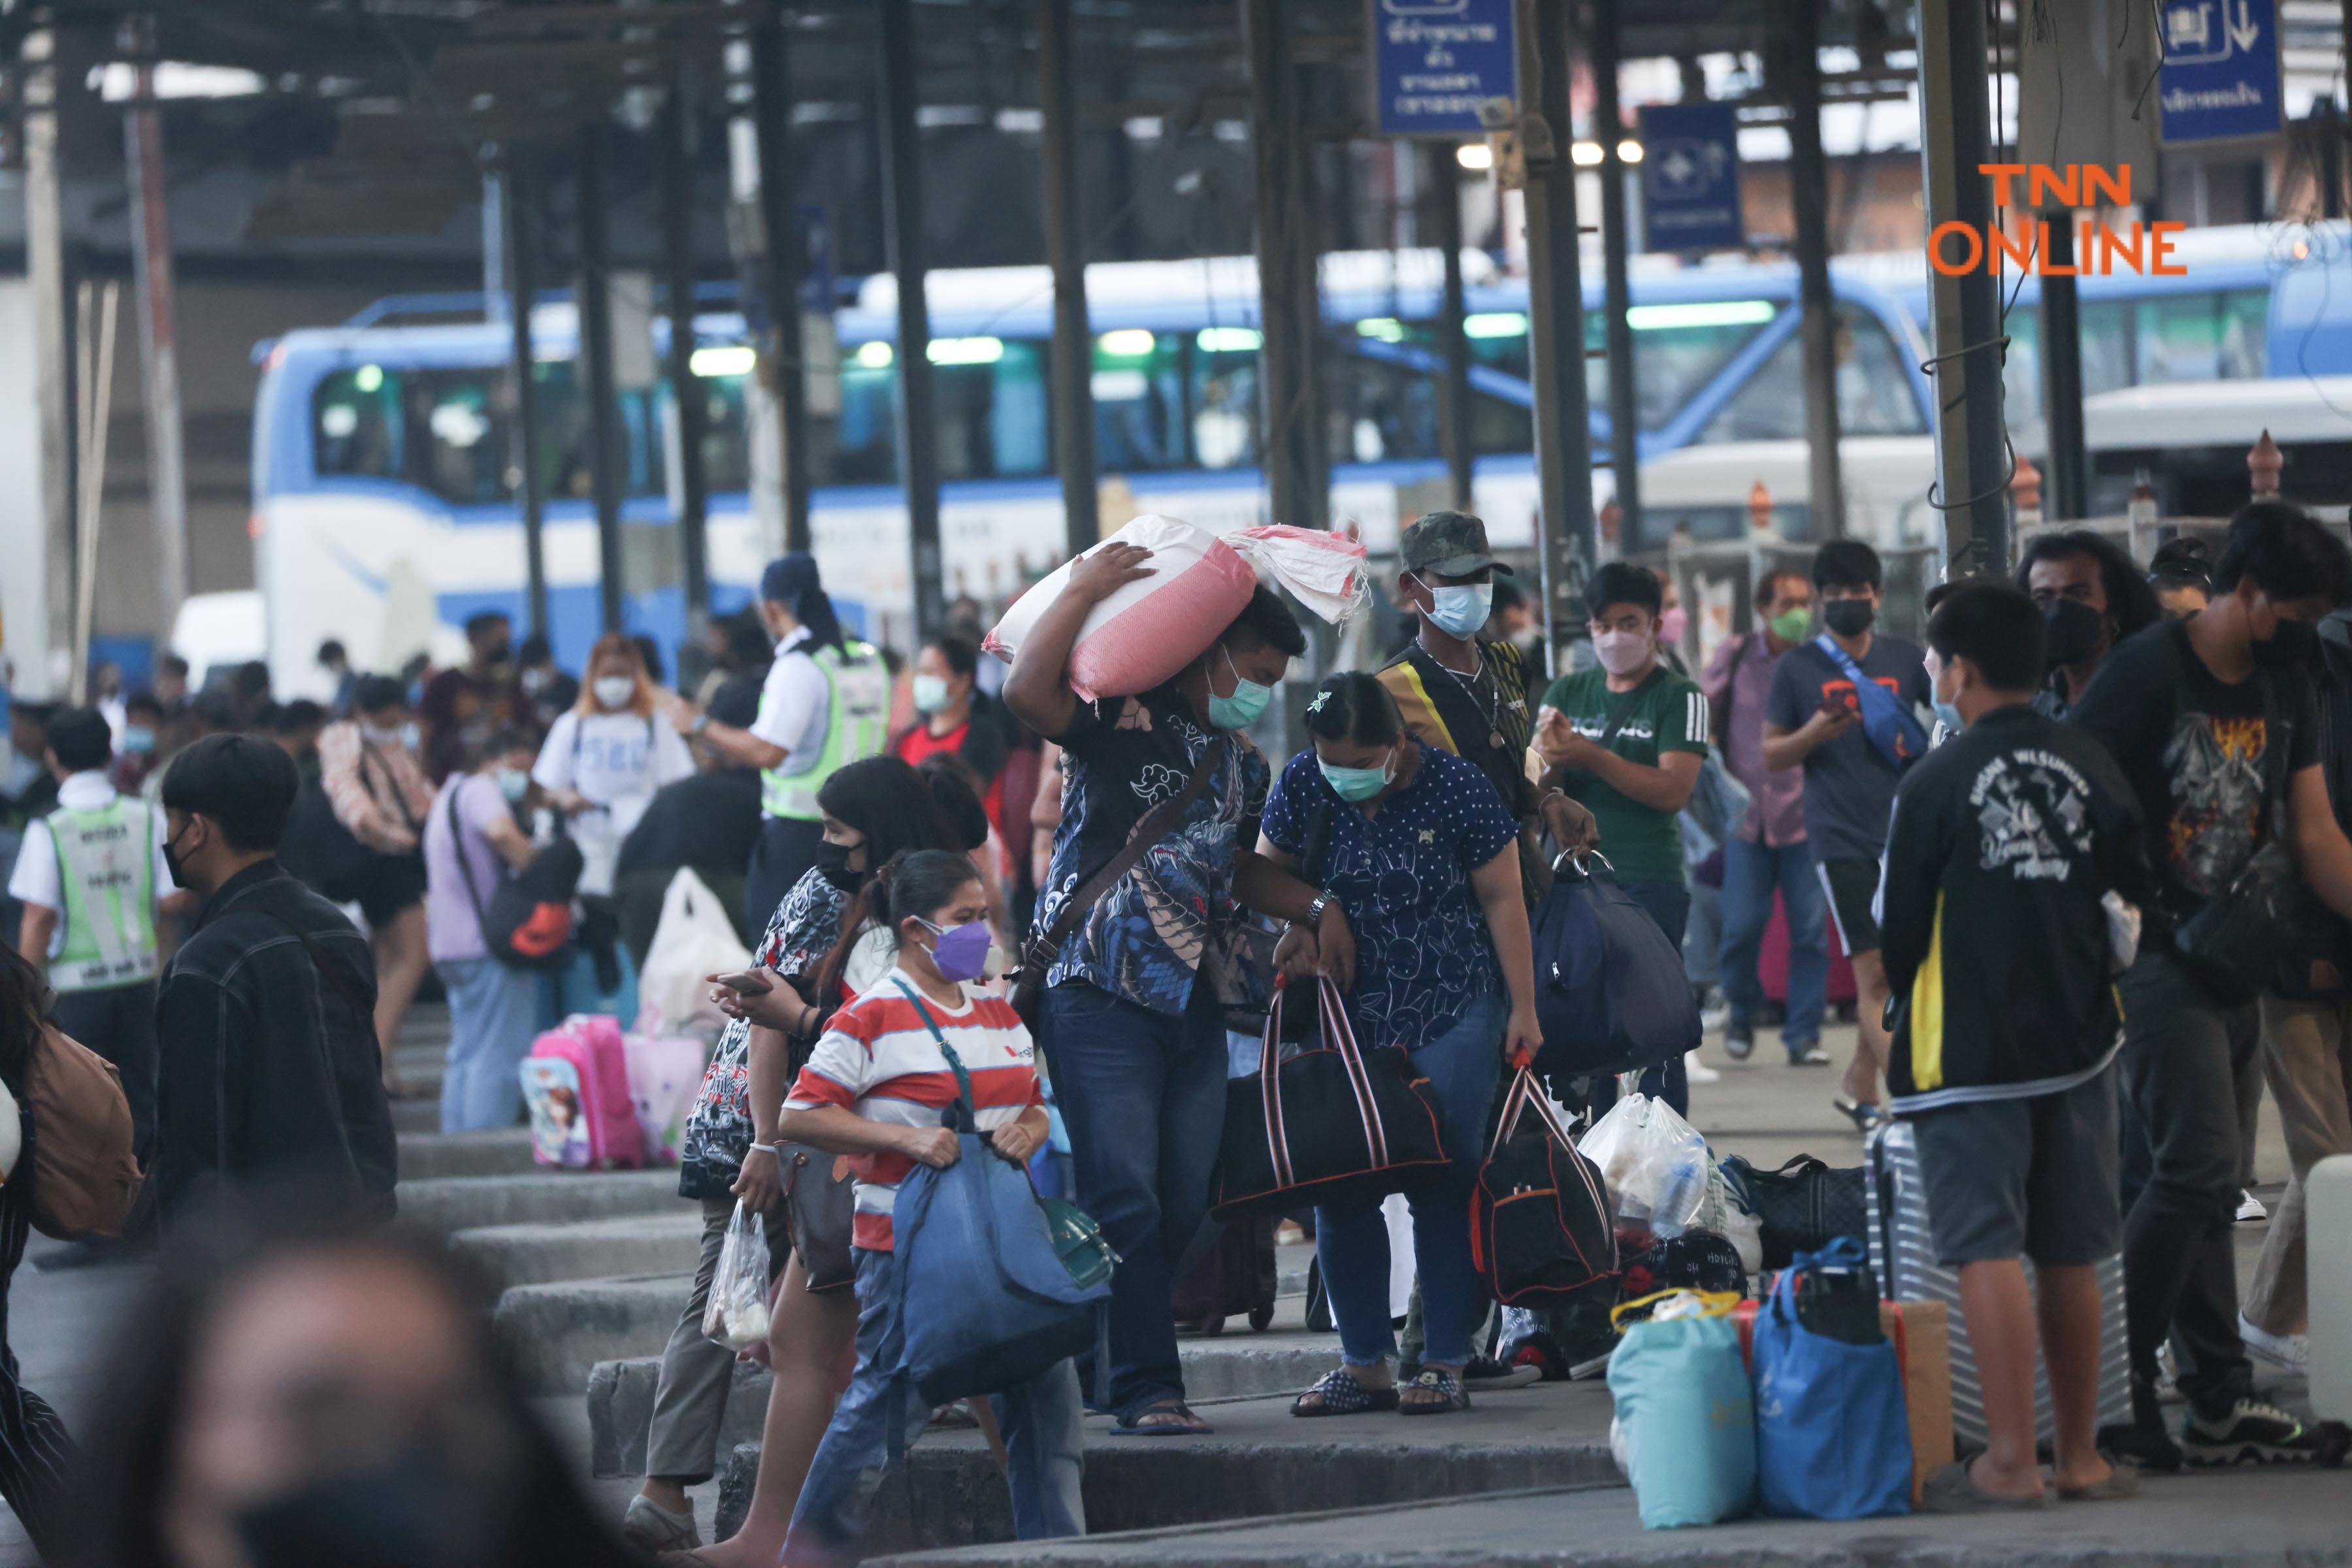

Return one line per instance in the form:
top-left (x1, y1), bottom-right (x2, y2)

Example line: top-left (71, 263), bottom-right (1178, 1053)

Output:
top-left (890, 978), bottom-right (977, 1130)
top-left (1030, 732), bottom-right (1229, 964)
top-left (443, 785), bottom-right (497, 932)
top-left (1709, 633), bottom-right (1751, 744)
top-left (1595, 668), bottom-right (1659, 751)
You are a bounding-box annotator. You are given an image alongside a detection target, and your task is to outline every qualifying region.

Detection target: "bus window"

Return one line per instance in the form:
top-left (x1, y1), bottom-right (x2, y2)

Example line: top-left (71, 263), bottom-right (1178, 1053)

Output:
top-left (1465, 329), bottom-right (1534, 455)
top-left (1093, 331), bottom-right (1185, 472)
top-left (2080, 299), bottom-right (2135, 396)
top-left (1190, 334), bottom-right (1261, 469)
top-left (833, 343), bottom-right (899, 485)
top-left (933, 338), bottom-right (1049, 482)
top-left (312, 367), bottom-right (404, 483)
top-left (404, 370), bottom-right (511, 506)
top-left (678, 372), bottom-right (752, 495)
top-left (2002, 310), bottom-right (2041, 429)
top-left (1586, 301), bottom-right (1780, 431)
top-left (2136, 287), bottom-right (2267, 383)
top-left (1697, 306), bottom-right (1926, 443)
top-left (1331, 340), bottom-right (1441, 464)
top-left (622, 389), bottom-right (664, 497)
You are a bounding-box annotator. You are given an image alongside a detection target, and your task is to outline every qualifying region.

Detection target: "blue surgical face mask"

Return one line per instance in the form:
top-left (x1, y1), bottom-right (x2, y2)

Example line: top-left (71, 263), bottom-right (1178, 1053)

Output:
top-left (1930, 666), bottom-right (1965, 734)
top-left (123, 725), bottom-right (156, 755)
top-left (911, 674), bottom-right (950, 714)
top-left (1415, 574), bottom-right (1492, 640)
top-left (496, 767), bottom-right (531, 802)
top-left (1207, 645), bottom-right (1272, 731)
top-left (1318, 746), bottom-right (1396, 802)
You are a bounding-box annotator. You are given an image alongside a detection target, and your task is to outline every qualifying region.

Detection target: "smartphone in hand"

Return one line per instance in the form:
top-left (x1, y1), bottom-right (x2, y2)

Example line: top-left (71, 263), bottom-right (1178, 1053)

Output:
top-left (711, 969), bottom-right (774, 996)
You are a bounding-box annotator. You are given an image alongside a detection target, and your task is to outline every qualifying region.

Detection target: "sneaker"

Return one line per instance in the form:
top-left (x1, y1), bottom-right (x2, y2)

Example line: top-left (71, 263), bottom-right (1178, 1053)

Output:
top-left (2239, 1314), bottom-right (2310, 1373)
top-left (2096, 1416), bottom-right (2182, 1474)
top-left (621, 1495), bottom-right (703, 1554)
top-left (2235, 1188), bottom-right (2268, 1223)
top-left (1699, 1002), bottom-right (1731, 1033)
top-left (1463, 1355), bottom-right (1542, 1389)
top-left (2181, 1397), bottom-right (2328, 1465)
top-left (1685, 1051), bottom-right (1723, 1086)
top-left (1786, 1041), bottom-right (1830, 1066)
top-left (1723, 1022), bottom-right (1756, 1061)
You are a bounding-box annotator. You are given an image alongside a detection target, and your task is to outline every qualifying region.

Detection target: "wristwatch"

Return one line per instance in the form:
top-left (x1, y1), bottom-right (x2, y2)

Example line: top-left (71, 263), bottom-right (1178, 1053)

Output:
top-left (1303, 889), bottom-right (1340, 927)
top-left (690, 711), bottom-right (711, 736)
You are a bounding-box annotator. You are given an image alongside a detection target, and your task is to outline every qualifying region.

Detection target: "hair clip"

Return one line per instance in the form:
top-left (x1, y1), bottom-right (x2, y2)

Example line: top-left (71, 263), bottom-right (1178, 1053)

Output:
top-left (1305, 691), bottom-right (1330, 715)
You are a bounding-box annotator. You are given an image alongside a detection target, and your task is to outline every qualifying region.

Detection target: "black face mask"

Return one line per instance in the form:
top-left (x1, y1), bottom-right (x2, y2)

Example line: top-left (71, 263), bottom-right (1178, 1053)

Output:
top-left (2252, 617), bottom-right (2319, 672)
top-left (813, 836), bottom-right (863, 893)
top-left (161, 821), bottom-right (193, 890)
top-left (237, 1450), bottom-right (497, 1568)
top-left (1821, 598), bottom-right (1876, 638)
top-left (2042, 597), bottom-right (2106, 668)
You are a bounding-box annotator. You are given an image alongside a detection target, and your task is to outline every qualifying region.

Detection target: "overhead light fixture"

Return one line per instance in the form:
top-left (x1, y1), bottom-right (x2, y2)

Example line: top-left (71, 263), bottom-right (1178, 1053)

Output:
top-left (1463, 312), bottom-right (1527, 338)
top-left (928, 336), bottom-right (1004, 365)
top-left (1618, 140), bottom-right (1643, 164)
top-left (353, 364), bottom-right (384, 393)
top-left (1625, 300), bottom-right (1776, 330)
top-left (1571, 141), bottom-right (1603, 167)
top-left (689, 345), bottom-right (757, 378)
top-left (1197, 327), bottom-right (1263, 352)
top-left (1356, 318), bottom-right (1405, 342)
top-left (1456, 143), bottom-right (1494, 172)
top-left (1097, 328), bottom-right (1156, 357)
top-left (853, 341), bottom-right (894, 368)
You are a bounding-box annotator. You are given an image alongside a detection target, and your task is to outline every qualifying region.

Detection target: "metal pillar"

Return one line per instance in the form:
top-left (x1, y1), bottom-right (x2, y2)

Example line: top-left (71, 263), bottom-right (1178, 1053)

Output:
top-left (1592, 0), bottom-right (1641, 551)
top-left (2315, 99), bottom-right (2345, 219)
top-left (661, 86), bottom-right (713, 632)
top-left (1782, 0), bottom-right (1845, 540)
top-left (1037, 0), bottom-right (1100, 556)
top-left (503, 150), bottom-right (551, 639)
top-left (482, 171), bottom-right (510, 326)
top-left (877, 0), bottom-right (946, 636)
top-left (123, 50), bottom-right (189, 639)
top-left (1429, 143), bottom-right (1475, 510)
top-left (576, 121), bottom-right (628, 632)
top-left (751, 14), bottom-right (812, 553)
top-left (1516, 0), bottom-right (1597, 663)
top-left (1917, 0), bottom-right (2010, 575)
top-left (2038, 214), bottom-right (2087, 521)
top-left (24, 27), bottom-right (75, 693)
top-left (1241, 0), bottom-right (1328, 531)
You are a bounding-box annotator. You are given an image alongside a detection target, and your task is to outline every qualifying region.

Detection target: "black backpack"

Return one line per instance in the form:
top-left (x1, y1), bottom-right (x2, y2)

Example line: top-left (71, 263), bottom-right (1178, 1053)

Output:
top-left (1469, 1067), bottom-right (1618, 1307)
top-left (442, 788), bottom-right (581, 972)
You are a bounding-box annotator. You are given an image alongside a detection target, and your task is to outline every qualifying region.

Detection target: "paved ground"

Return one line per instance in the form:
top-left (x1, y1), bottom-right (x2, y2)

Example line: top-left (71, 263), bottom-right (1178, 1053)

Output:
top-left (0, 1013), bottom-right (2311, 1563)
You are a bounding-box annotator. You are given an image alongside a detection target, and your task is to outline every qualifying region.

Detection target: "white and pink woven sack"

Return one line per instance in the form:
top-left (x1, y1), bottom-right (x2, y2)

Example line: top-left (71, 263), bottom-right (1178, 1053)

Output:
top-left (983, 515), bottom-right (1367, 702)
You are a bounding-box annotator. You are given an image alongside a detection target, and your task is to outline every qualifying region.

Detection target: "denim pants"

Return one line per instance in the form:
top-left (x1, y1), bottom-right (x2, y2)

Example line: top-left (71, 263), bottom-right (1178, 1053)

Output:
top-left (2114, 951), bottom-right (2256, 1416)
top-left (1716, 836), bottom-right (1829, 1051)
top-left (1315, 992), bottom-right (1503, 1369)
top-left (1039, 976), bottom-right (1226, 1419)
top-left (436, 956), bottom-right (541, 1132)
top-left (783, 1247), bottom-right (1085, 1567)
top-left (1618, 877), bottom-right (1692, 1116)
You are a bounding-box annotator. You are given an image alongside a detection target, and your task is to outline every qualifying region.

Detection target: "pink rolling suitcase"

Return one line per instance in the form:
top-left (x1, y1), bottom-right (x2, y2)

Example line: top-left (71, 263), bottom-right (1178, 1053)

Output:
top-left (523, 1015), bottom-right (645, 1169)
top-left (626, 1032), bottom-right (708, 1166)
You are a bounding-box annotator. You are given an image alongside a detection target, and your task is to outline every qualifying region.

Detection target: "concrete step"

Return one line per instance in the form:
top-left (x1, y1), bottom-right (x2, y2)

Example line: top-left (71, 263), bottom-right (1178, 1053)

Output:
top-left (719, 1379), bottom-right (1615, 1555)
top-left (397, 1169), bottom-right (681, 1235)
top-left (586, 1292), bottom-right (1343, 1478)
top-left (453, 1211), bottom-right (704, 1292)
top-left (391, 1096), bottom-right (444, 1134)
top-left (496, 1274), bottom-right (691, 1395)
top-left (876, 1465), bottom-right (2352, 1568)
top-left (397, 1128), bottom-right (539, 1181)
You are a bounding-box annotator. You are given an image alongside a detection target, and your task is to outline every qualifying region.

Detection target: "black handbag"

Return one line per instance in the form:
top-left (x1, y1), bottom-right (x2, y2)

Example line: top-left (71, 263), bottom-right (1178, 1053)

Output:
top-left (445, 789), bottom-right (581, 972)
top-left (1529, 851), bottom-right (1701, 1077)
top-left (775, 1141), bottom-right (856, 1293)
top-left (1469, 1066), bottom-right (1618, 1307)
top-left (2170, 645), bottom-right (2300, 1006)
top-left (1210, 976), bottom-right (1450, 1220)
top-left (1719, 1153), bottom-right (1867, 1270)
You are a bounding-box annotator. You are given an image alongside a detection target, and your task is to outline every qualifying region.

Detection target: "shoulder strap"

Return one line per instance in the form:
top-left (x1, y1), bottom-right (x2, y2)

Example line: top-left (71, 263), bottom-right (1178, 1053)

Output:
top-left (1595, 667), bottom-right (1663, 751)
top-left (889, 978), bottom-right (975, 1128)
top-left (1036, 733), bottom-right (1228, 960)
top-left (442, 784), bottom-right (497, 931)
top-left (1710, 633), bottom-right (1752, 743)
top-left (1812, 634), bottom-right (1926, 766)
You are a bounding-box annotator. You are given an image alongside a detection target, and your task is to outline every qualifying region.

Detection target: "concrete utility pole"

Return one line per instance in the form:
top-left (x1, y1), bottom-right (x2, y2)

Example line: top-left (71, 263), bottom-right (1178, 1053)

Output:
top-left (122, 23), bottom-right (190, 641)
top-left (1916, 0), bottom-right (2010, 575)
top-left (1241, 0), bottom-right (1330, 532)
top-left (661, 83), bottom-right (713, 634)
top-left (877, 0), bottom-right (947, 636)
top-left (1592, 0), bottom-right (1642, 549)
top-left (749, 12), bottom-right (812, 553)
top-left (576, 120), bottom-right (629, 632)
top-left (501, 150), bottom-right (551, 638)
top-left (2038, 216), bottom-right (2088, 520)
top-left (1780, 0), bottom-right (1845, 540)
top-left (1037, 0), bottom-right (1100, 557)
top-left (1516, 0), bottom-right (1597, 666)
top-left (23, 27), bottom-right (76, 694)
top-left (1428, 144), bottom-right (1475, 510)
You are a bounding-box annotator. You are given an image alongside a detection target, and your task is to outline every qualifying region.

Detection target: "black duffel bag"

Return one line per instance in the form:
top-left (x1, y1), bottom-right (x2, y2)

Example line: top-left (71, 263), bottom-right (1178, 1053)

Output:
top-left (1211, 977), bottom-right (1449, 1220)
top-left (1719, 1153), bottom-right (1867, 1270)
top-left (1469, 1066), bottom-right (1618, 1307)
top-left (1529, 851), bottom-right (1699, 1077)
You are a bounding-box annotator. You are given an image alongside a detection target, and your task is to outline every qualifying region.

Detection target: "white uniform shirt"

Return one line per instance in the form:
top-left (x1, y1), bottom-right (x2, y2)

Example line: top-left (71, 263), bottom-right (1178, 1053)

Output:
top-left (532, 710), bottom-right (696, 895)
top-left (7, 770), bottom-right (178, 958)
top-left (750, 627), bottom-right (833, 768)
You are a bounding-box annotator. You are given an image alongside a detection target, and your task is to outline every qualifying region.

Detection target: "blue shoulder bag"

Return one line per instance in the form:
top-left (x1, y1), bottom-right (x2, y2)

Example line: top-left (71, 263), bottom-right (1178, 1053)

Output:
top-left (1812, 634), bottom-right (1928, 770)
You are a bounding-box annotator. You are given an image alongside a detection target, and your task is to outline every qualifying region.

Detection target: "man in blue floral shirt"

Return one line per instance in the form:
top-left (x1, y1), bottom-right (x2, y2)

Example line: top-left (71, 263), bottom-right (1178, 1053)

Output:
top-left (1006, 540), bottom-right (1352, 1434)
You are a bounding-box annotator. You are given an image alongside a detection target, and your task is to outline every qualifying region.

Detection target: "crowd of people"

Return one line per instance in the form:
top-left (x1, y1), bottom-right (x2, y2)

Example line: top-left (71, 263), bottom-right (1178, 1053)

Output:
top-left (0, 495), bottom-right (2344, 1561)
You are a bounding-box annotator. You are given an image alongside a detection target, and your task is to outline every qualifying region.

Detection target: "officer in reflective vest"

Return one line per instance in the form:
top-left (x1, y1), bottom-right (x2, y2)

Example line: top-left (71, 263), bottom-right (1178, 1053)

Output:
top-left (7, 708), bottom-right (192, 1166)
top-left (674, 553), bottom-right (890, 930)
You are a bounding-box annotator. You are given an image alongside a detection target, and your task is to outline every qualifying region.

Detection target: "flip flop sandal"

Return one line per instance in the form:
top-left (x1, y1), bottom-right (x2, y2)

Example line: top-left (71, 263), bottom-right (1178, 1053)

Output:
top-left (1397, 1367), bottom-right (1471, 1415)
top-left (1110, 1401), bottom-right (1215, 1436)
top-left (1292, 1368), bottom-right (1401, 1417)
top-left (2057, 1463), bottom-right (2140, 1502)
top-left (1918, 1462), bottom-right (2050, 1513)
top-left (1833, 1095), bottom-right (1889, 1133)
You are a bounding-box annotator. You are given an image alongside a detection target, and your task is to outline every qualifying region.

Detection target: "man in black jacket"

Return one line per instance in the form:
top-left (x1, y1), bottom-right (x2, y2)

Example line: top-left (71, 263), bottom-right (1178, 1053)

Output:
top-left (1880, 582), bottom-right (2147, 1509)
top-left (152, 734), bottom-right (397, 1230)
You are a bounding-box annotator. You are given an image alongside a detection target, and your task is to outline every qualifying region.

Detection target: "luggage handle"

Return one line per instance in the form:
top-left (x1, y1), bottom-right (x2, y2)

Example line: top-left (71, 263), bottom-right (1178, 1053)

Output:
top-left (1486, 1066), bottom-right (1616, 1273)
top-left (1253, 976), bottom-right (1387, 1190)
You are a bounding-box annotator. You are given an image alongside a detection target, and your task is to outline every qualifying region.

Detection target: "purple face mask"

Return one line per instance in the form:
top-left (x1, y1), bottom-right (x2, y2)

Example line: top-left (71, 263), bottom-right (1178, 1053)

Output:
top-left (919, 918), bottom-right (992, 983)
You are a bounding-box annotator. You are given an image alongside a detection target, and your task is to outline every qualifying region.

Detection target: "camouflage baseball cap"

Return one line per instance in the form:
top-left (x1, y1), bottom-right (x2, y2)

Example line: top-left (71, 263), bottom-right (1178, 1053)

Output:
top-left (1399, 510), bottom-right (1512, 577)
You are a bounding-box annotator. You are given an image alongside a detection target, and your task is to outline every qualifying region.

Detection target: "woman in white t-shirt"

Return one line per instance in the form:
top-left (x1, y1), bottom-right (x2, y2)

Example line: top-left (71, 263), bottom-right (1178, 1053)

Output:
top-left (534, 633), bottom-right (695, 898)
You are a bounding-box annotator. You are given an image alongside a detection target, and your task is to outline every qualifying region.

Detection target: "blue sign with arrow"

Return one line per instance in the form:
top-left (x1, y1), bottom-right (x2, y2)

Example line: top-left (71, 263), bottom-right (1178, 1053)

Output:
top-left (2157, 0), bottom-right (2283, 145)
top-left (1639, 102), bottom-right (1744, 253)
top-left (1369, 0), bottom-right (1516, 139)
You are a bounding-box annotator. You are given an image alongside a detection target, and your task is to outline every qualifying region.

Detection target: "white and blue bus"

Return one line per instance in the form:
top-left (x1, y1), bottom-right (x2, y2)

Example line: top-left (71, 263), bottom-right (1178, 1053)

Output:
top-left (246, 221), bottom-right (2352, 691)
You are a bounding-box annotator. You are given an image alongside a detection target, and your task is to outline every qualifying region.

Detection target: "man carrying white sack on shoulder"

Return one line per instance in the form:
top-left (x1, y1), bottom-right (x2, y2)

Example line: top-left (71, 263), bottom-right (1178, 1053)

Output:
top-left (1002, 539), bottom-right (1353, 1437)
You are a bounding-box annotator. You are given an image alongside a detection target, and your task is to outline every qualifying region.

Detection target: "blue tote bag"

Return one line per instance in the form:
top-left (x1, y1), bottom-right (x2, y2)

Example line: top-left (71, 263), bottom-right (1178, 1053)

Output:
top-left (1752, 1238), bottom-right (1912, 1520)
top-left (889, 983), bottom-right (1113, 1405)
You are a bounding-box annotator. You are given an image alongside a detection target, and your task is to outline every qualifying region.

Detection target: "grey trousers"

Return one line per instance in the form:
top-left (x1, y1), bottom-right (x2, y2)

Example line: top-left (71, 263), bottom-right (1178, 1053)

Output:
top-left (645, 1194), bottom-right (790, 1484)
top-left (2245, 996), bottom-right (2352, 1338)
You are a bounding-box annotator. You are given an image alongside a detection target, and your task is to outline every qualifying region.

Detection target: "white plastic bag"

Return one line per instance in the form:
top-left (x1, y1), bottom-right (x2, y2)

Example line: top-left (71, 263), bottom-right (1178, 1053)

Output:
top-left (702, 1200), bottom-right (774, 1350)
top-left (640, 868), bottom-right (754, 1036)
top-left (1225, 525), bottom-right (1370, 625)
top-left (1577, 1092), bottom-right (1710, 1241)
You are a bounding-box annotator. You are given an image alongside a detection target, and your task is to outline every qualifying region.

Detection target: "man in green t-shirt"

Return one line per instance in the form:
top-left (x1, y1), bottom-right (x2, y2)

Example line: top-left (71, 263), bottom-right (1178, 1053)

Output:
top-left (1533, 561), bottom-right (1708, 1110)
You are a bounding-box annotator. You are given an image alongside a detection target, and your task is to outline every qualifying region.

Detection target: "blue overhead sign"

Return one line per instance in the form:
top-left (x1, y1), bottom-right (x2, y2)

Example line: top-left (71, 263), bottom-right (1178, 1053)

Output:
top-left (2157, 0), bottom-right (2283, 145)
top-left (1639, 102), bottom-right (1744, 253)
top-left (1369, 0), bottom-right (1515, 139)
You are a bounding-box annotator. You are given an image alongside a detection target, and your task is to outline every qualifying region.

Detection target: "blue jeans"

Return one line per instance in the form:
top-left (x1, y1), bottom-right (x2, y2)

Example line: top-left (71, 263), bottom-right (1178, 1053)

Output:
top-left (1315, 992), bottom-right (1504, 1369)
top-left (1716, 837), bottom-right (1829, 1053)
top-left (1039, 977), bottom-right (1226, 1420)
top-left (783, 1248), bottom-right (1085, 1567)
top-left (1618, 878), bottom-right (1692, 1117)
top-left (437, 956), bottom-right (542, 1132)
